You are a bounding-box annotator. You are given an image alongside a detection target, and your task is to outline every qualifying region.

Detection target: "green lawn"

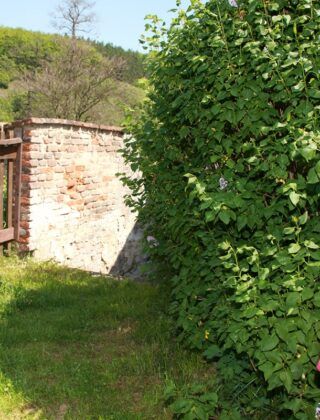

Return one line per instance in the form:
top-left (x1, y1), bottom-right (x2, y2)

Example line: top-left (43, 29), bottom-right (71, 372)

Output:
top-left (0, 257), bottom-right (212, 419)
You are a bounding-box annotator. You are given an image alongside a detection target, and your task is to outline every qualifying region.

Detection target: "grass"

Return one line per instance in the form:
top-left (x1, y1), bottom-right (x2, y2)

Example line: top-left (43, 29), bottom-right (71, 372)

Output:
top-left (0, 257), bottom-right (213, 419)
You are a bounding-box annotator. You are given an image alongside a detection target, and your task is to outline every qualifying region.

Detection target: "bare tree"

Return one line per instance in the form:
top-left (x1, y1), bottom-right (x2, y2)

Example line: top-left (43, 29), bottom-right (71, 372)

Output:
top-left (52, 0), bottom-right (96, 38)
top-left (20, 39), bottom-right (125, 122)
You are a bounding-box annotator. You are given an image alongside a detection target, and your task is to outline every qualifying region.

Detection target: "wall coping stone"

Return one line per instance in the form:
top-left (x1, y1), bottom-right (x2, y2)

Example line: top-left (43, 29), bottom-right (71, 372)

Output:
top-left (4, 117), bottom-right (123, 133)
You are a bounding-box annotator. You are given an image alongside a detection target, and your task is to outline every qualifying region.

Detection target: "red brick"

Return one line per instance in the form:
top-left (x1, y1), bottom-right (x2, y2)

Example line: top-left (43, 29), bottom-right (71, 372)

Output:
top-left (75, 165), bottom-right (85, 171)
top-left (56, 195), bottom-right (65, 203)
top-left (21, 197), bottom-right (30, 205)
top-left (67, 180), bottom-right (76, 189)
top-left (68, 199), bottom-right (85, 207)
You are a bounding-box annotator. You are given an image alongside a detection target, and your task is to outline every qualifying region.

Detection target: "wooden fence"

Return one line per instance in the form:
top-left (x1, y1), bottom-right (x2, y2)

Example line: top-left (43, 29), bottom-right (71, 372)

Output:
top-left (0, 126), bottom-right (22, 254)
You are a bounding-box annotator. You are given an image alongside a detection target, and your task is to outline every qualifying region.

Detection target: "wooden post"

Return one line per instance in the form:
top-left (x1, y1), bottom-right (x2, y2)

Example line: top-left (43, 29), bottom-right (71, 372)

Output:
top-left (6, 130), bottom-right (14, 253)
top-left (0, 160), bottom-right (3, 255)
top-left (0, 127), bottom-right (23, 252)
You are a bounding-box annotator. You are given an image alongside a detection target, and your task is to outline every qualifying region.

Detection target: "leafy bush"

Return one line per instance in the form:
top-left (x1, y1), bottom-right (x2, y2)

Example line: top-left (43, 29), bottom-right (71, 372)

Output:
top-left (122, 0), bottom-right (320, 416)
top-left (164, 380), bottom-right (218, 420)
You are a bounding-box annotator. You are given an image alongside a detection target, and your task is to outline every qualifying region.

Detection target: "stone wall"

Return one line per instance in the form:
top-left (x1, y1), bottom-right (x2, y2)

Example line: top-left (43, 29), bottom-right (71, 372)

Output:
top-left (5, 118), bottom-right (143, 276)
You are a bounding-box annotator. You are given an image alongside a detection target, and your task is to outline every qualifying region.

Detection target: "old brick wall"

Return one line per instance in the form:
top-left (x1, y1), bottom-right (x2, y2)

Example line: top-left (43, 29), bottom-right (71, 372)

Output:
top-left (6, 118), bottom-right (143, 275)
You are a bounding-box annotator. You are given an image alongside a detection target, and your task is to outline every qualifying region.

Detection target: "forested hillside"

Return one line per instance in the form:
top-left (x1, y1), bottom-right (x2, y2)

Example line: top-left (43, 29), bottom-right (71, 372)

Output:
top-left (0, 27), bottom-right (145, 125)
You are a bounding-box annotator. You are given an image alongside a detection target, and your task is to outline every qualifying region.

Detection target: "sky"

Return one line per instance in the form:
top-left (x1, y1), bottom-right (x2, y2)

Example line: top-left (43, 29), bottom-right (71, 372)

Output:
top-left (0, 0), bottom-right (191, 51)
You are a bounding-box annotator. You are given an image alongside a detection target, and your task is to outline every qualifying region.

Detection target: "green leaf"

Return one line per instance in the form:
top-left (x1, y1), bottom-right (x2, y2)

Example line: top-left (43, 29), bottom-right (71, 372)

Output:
top-left (289, 191), bottom-right (300, 206)
top-left (286, 292), bottom-right (300, 307)
top-left (307, 168), bottom-right (319, 184)
top-left (267, 374), bottom-right (283, 391)
top-left (299, 146), bottom-right (316, 161)
top-left (308, 88), bottom-right (320, 99)
top-left (309, 248), bottom-right (320, 259)
top-left (259, 334), bottom-right (279, 352)
top-left (259, 361), bottom-right (279, 381)
top-left (279, 370), bottom-right (293, 393)
top-left (283, 227), bottom-right (295, 235)
top-left (304, 240), bottom-right (319, 249)
top-left (242, 306), bottom-right (264, 318)
top-left (203, 345), bottom-right (222, 359)
top-left (299, 212), bottom-right (308, 225)
top-left (282, 399), bottom-right (303, 415)
top-left (205, 211), bottom-right (215, 223)
top-left (301, 287), bottom-right (313, 301)
top-left (219, 210), bottom-right (230, 225)
top-left (288, 243), bottom-right (301, 254)
top-left (237, 215), bottom-right (247, 231)
top-left (170, 399), bottom-right (193, 414)
top-left (276, 324), bottom-right (289, 342)
top-left (313, 292), bottom-right (320, 307)
top-left (219, 241), bottom-right (231, 250)
top-left (259, 267), bottom-right (269, 280)
top-left (193, 406), bottom-right (208, 420)
top-left (265, 350), bottom-right (282, 364)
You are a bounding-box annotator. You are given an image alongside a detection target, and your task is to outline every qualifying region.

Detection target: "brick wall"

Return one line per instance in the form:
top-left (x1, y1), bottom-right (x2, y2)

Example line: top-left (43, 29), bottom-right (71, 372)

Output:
top-left (5, 118), bottom-right (143, 276)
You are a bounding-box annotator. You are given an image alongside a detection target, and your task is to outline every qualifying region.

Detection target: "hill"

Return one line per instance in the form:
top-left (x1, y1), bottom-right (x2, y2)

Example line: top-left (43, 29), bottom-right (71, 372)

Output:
top-left (0, 27), bottom-right (145, 125)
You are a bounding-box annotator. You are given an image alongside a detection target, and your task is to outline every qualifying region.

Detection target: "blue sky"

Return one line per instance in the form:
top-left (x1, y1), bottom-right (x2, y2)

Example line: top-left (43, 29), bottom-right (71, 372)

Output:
top-left (0, 0), bottom-right (191, 51)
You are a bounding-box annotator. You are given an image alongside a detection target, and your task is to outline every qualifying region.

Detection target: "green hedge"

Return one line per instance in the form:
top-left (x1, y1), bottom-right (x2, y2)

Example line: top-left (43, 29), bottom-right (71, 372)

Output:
top-left (122, 0), bottom-right (320, 417)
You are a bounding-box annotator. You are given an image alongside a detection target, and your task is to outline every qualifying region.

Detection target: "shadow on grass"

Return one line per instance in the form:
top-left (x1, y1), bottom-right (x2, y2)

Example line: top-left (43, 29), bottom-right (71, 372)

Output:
top-left (0, 259), bottom-right (211, 419)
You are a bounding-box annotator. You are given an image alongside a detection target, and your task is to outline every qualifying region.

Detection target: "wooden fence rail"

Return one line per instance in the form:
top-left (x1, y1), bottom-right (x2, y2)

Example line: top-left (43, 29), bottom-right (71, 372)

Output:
top-left (0, 126), bottom-right (22, 254)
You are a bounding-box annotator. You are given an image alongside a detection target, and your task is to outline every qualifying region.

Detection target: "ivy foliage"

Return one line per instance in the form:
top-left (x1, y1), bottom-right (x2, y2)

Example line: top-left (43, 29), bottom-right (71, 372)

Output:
top-left (122, 0), bottom-right (320, 416)
top-left (164, 380), bottom-right (218, 420)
